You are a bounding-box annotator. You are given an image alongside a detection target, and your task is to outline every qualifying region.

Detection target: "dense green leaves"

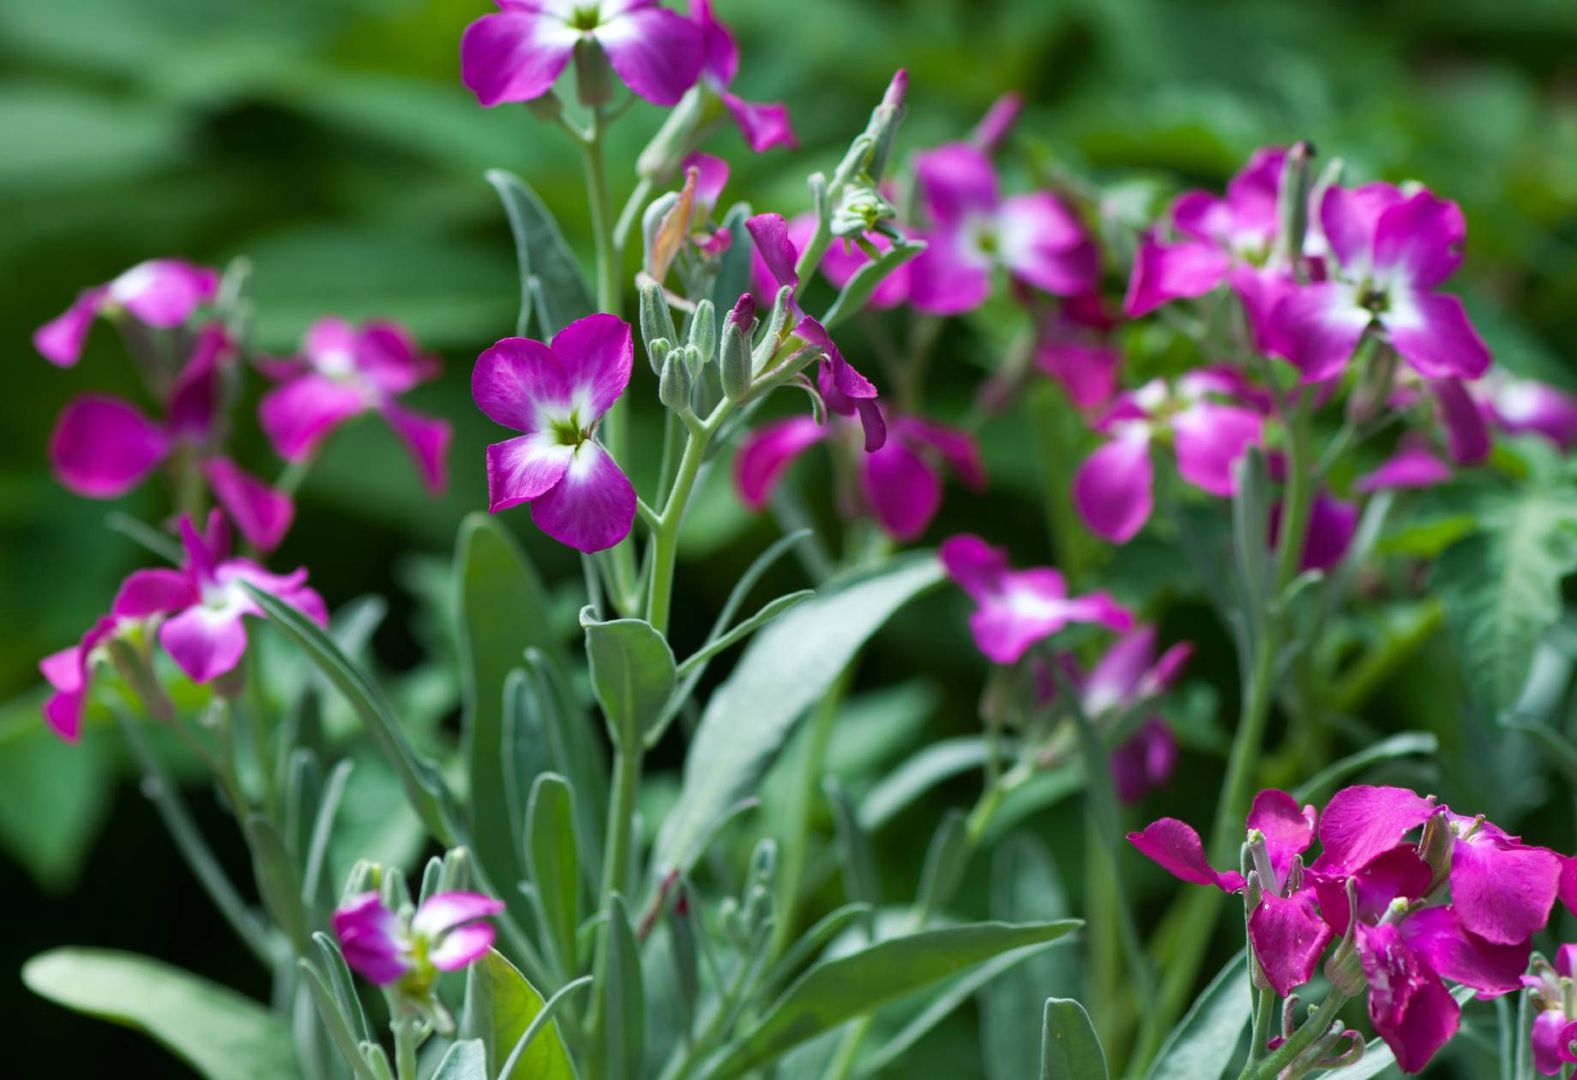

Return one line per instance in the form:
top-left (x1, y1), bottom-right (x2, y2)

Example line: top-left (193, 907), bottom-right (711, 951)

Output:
top-left (485, 169), bottom-right (594, 338)
top-left (1039, 998), bottom-right (1107, 1080)
top-left (710, 919), bottom-right (1082, 1076)
top-left (23, 949), bottom-right (296, 1080)
top-left (580, 608), bottom-right (676, 749)
top-left (654, 553), bottom-right (945, 877)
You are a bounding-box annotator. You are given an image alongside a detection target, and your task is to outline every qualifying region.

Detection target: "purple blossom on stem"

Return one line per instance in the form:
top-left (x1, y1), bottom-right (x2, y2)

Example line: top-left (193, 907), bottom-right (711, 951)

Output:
top-left (34, 259), bottom-right (219, 367)
top-left (472, 314), bottom-right (638, 553)
top-left (1478, 374), bottom-right (1577, 451)
top-left (940, 534), bottom-right (1132, 664)
top-left (691, 0), bottom-right (796, 152)
top-left (259, 317), bottom-right (452, 496)
top-left (333, 891), bottom-right (505, 988)
top-left (461, 0), bottom-right (703, 108)
top-left (1523, 948), bottom-right (1577, 1074)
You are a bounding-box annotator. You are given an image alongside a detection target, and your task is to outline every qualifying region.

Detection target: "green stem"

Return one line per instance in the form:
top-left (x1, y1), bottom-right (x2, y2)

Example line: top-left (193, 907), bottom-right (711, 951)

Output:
top-left (1246, 986), bottom-right (1276, 1068)
top-left (392, 1016), bottom-right (420, 1080)
top-left (1240, 990), bottom-right (1348, 1079)
top-left (599, 747), bottom-right (642, 911)
top-left (646, 403), bottom-right (731, 635)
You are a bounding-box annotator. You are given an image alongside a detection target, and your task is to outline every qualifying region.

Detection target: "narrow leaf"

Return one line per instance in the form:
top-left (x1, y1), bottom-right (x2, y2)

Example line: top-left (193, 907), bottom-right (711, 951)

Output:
top-left (524, 774), bottom-right (579, 982)
top-left (1144, 951), bottom-right (1249, 1080)
top-left (485, 169), bottom-right (594, 337)
top-left (1040, 998), bottom-right (1108, 1079)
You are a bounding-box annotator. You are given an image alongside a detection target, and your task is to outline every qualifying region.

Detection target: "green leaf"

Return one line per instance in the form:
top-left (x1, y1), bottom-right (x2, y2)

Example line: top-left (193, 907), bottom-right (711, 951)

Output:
top-left (825, 778), bottom-right (881, 939)
top-left (914, 810), bottom-right (972, 918)
top-left (485, 169), bottom-right (594, 338)
top-left (858, 736), bottom-right (992, 831)
top-left (1432, 473), bottom-right (1577, 713)
top-left (1040, 998), bottom-right (1108, 1079)
top-left (525, 651), bottom-right (608, 893)
top-left (673, 590), bottom-right (814, 679)
top-left (711, 919), bottom-right (1082, 1077)
top-left (461, 949), bottom-right (575, 1080)
top-left (1293, 732), bottom-right (1439, 802)
top-left (244, 585), bottom-right (455, 845)
top-left (983, 834), bottom-right (1080, 1080)
top-left (581, 608), bottom-right (676, 749)
top-left (431, 1039), bottom-right (487, 1080)
top-left (654, 553), bottom-right (944, 877)
top-left (524, 774), bottom-right (580, 983)
top-left (1144, 951), bottom-right (1249, 1080)
top-left (708, 203), bottom-right (755, 312)
top-left (0, 691), bottom-right (113, 890)
top-left (244, 814), bottom-right (308, 952)
top-left (456, 515), bottom-right (562, 894)
top-left (596, 894), bottom-right (645, 1080)
top-left (23, 948), bottom-right (296, 1080)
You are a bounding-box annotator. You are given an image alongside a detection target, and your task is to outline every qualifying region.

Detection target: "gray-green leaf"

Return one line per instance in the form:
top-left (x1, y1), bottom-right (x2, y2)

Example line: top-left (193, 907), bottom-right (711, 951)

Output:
top-left (485, 169), bottom-right (594, 337)
top-left (1040, 998), bottom-right (1108, 1079)
top-left (581, 608), bottom-right (676, 749)
top-left (1145, 951), bottom-right (1249, 1080)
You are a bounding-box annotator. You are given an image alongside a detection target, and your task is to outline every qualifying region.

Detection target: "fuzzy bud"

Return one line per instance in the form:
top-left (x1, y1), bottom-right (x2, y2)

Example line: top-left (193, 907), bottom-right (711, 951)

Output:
top-left (640, 280), bottom-right (678, 367)
top-left (687, 299), bottom-right (717, 366)
top-left (721, 296), bottom-right (755, 403)
top-left (659, 351), bottom-right (694, 416)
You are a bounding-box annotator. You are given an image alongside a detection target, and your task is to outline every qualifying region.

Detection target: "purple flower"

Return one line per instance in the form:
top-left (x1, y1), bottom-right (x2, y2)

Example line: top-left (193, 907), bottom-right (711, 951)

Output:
top-left (1072, 368), bottom-right (1266, 543)
top-left (907, 143), bottom-right (1097, 315)
top-left (691, 0), bottom-right (795, 152)
top-left (1479, 374), bottom-right (1577, 451)
top-left (39, 618), bottom-right (117, 742)
top-left (747, 210), bottom-right (913, 313)
top-left (940, 534), bottom-right (1132, 664)
top-left (1270, 183), bottom-right (1491, 384)
top-left (333, 891), bottom-right (505, 988)
top-left (1123, 147), bottom-right (1288, 321)
top-left (259, 318), bottom-right (451, 496)
top-left (969, 92), bottom-right (1023, 154)
top-left (48, 327), bottom-right (296, 552)
top-left (1110, 720), bottom-right (1179, 805)
top-left (734, 411), bottom-right (984, 541)
top-left (1524, 948), bottom-right (1577, 1075)
top-left (461, 0), bottom-right (703, 108)
top-left (1355, 441), bottom-right (1453, 494)
top-left (472, 314), bottom-right (638, 553)
top-left (34, 259), bottom-right (219, 367)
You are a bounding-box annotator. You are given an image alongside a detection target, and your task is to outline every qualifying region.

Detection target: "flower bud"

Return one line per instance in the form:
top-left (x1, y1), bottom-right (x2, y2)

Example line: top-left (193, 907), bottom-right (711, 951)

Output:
top-left (659, 351), bottom-right (694, 416)
top-left (573, 37), bottom-right (614, 108)
top-left (865, 69), bottom-right (908, 181)
top-left (687, 299), bottom-right (716, 366)
top-left (642, 192), bottom-right (681, 281)
top-left (648, 337), bottom-right (673, 379)
top-left (1418, 806), bottom-right (1453, 890)
top-left (970, 91), bottom-right (1023, 154)
top-left (1274, 140), bottom-right (1316, 276)
top-left (720, 295), bottom-right (755, 403)
top-left (523, 90), bottom-right (563, 124)
top-left (640, 280), bottom-right (678, 367)
top-left (752, 286), bottom-right (795, 372)
top-left (832, 184), bottom-right (898, 239)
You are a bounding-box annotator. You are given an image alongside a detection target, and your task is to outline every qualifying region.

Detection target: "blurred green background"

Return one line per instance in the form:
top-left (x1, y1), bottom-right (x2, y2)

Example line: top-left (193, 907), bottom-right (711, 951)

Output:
top-left (3, 0), bottom-right (1577, 1073)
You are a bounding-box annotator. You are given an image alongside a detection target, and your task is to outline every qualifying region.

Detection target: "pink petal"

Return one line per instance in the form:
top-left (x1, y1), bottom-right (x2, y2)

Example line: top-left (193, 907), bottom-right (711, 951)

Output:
top-left (860, 436), bottom-right (942, 541)
top-left (1248, 889), bottom-right (1333, 996)
top-left (40, 646), bottom-right (83, 695)
top-left (1386, 291), bottom-right (1492, 382)
top-left (429, 924), bottom-right (497, 972)
top-left (113, 569), bottom-right (198, 620)
top-left (381, 403), bottom-right (452, 495)
top-left (166, 325), bottom-right (232, 441)
top-left (1372, 191), bottom-right (1467, 290)
top-left (719, 90), bottom-right (797, 153)
top-left (913, 143), bottom-right (1000, 227)
top-left (1429, 378), bottom-right (1492, 465)
top-left (733, 416), bottom-right (827, 511)
top-left (1246, 789), bottom-right (1317, 884)
top-left (472, 335), bottom-right (578, 437)
top-left (1228, 265), bottom-right (1297, 355)
top-left (680, 152), bottom-right (730, 209)
top-left (596, 6), bottom-right (704, 106)
top-left (997, 193), bottom-right (1099, 297)
top-left (108, 260), bottom-right (218, 328)
top-left (1037, 341), bottom-right (1120, 411)
top-left (747, 212), bottom-right (800, 292)
top-left (969, 92), bottom-right (1023, 154)
top-left (1281, 491), bottom-right (1358, 573)
top-left (1489, 377), bottom-right (1577, 451)
top-left (939, 533), bottom-right (1008, 603)
top-left (1083, 625), bottom-right (1157, 715)
top-left (691, 0), bottom-right (738, 84)
top-left (259, 375), bottom-right (369, 462)
top-left (906, 228), bottom-right (992, 315)
top-left (411, 891), bottom-right (506, 938)
top-left (1532, 1011), bottom-right (1577, 1076)
top-left (1450, 833), bottom-right (1560, 945)
top-left (1172, 401), bottom-right (1263, 497)
top-left (1356, 922), bottom-right (1460, 1074)
top-left (160, 607), bottom-right (249, 684)
top-left (460, 9), bottom-right (578, 106)
top-left (355, 320), bottom-right (438, 395)
top-left (894, 418), bottom-right (987, 489)
top-left (550, 313), bottom-right (634, 421)
top-left (1222, 146), bottom-right (1287, 250)
top-left (1311, 844), bottom-right (1433, 935)
top-left (205, 457), bottom-right (295, 553)
top-left (1123, 238), bottom-right (1232, 318)
top-left (333, 892), bottom-right (409, 985)
top-left (1320, 183), bottom-right (1407, 273)
top-left (1398, 906), bottom-right (1527, 995)
top-left (34, 288), bottom-right (107, 367)
top-left (1127, 818), bottom-right (1245, 892)
top-left (1356, 445), bottom-right (1452, 492)
top-left (1172, 191), bottom-right (1234, 246)
top-left (1073, 431), bottom-right (1154, 544)
top-left (49, 395), bottom-right (170, 498)
top-left (1269, 282), bottom-right (1371, 383)
top-left (1315, 785), bottom-right (1435, 874)
top-left (485, 433), bottom-right (575, 513)
top-left (1110, 719), bottom-right (1177, 805)
top-left (528, 441), bottom-right (636, 553)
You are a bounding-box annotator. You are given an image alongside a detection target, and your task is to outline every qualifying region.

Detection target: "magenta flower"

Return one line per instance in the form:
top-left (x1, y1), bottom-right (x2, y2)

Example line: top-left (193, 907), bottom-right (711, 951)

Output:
top-left (1123, 147), bottom-right (1287, 321)
top-left (969, 92), bottom-right (1023, 154)
top-left (333, 891), bottom-right (505, 988)
top-left (1355, 441), bottom-right (1453, 494)
top-left (472, 314), bottom-right (637, 553)
top-left (40, 620), bottom-right (117, 743)
top-left (259, 318), bottom-right (451, 495)
top-left (1524, 947), bottom-right (1577, 1074)
top-left (1072, 369), bottom-right (1266, 544)
top-left (1271, 183), bottom-right (1491, 384)
top-left (461, 0), bottom-right (702, 108)
top-left (34, 258), bottom-right (218, 367)
top-left (940, 534), bottom-right (1132, 664)
top-left (747, 210), bottom-right (913, 312)
top-left (735, 411), bottom-right (984, 541)
top-left (907, 143), bottom-right (1097, 315)
top-left (691, 0), bottom-right (795, 152)
top-left (48, 327), bottom-right (295, 552)
top-left (1479, 374), bottom-right (1577, 451)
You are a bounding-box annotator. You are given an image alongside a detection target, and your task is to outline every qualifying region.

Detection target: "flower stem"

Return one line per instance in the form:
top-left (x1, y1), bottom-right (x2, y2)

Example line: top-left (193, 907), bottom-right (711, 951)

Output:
top-left (1240, 990), bottom-right (1348, 1079)
top-left (646, 403), bottom-right (730, 635)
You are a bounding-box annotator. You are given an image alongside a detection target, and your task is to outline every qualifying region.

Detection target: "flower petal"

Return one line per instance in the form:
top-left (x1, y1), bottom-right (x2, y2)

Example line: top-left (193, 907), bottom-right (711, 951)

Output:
top-left (691, 0), bottom-right (738, 84)
top-left (49, 395), bottom-right (170, 498)
top-left (472, 336), bottom-right (574, 433)
top-left (486, 433), bottom-right (575, 513)
top-left (719, 90), bottom-right (796, 153)
top-left (550, 313), bottom-right (634, 421)
top-left (1246, 789), bottom-right (1317, 883)
top-left (1356, 922), bottom-right (1460, 1074)
top-left (1037, 341), bottom-right (1120, 411)
top-left (1269, 282), bottom-right (1371, 383)
top-left (1386, 291), bottom-right (1492, 382)
top-left (429, 923), bottom-right (497, 972)
top-left (1083, 625), bottom-right (1157, 715)
top-left (1073, 431), bottom-right (1154, 544)
top-left (1398, 906), bottom-right (1527, 995)
top-left (1450, 833), bottom-right (1560, 945)
top-left (1315, 785), bottom-right (1435, 874)
top-left (380, 403), bottom-right (452, 496)
top-left (34, 288), bottom-right (107, 367)
top-left (859, 436), bottom-right (942, 541)
top-left (1123, 238), bottom-right (1232, 318)
top-left (1430, 377), bottom-right (1492, 465)
top-left (166, 325), bottom-right (232, 441)
top-left (1532, 1011), bottom-right (1577, 1076)
top-left (259, 374), bottom-right (370, 462)
top-left (997, 193), bottom-right (1098, 297)
top-left (205, 457), bottom-right (295, 553)
top-left (1372, 191), bottom-right (1467, 291)
top-left (333, 893), bottom-right (409, 985)
top-left (596, 5), bottom-right (703, 105)
top-left (913, 143), bottom-right (1000, 227)
top-left (733, 416), bottom-right (827, 511)
top-left (411, 892), bottom-right (506, 938)
top-left (1127, 818), bottom-right (1245, 892)
top-left (160, 607), bottom-right (249, 684)
top-left (460, 9), bottom-right (578, 106)
top-left (113, 569), bottom-right (198, 620)
top-left (1110, 719), bottom-right (1177, 805)
top-left (529, 441), bottom-right (636, 553)
top-left (747, 212), bottom-right (800, 292)
top-left (108, 260), bottom-right (218, 327)
top-left (1320, 182), bottom-right (1407, 273)
top-left (906, 228), bottom-right (992, 315)
top-left (1172, 401), bottom-right (1263, 497)
top-left (1356, 445), bottom-right (1452, 492)
top-left (1488, 377), bottom-right (1577, 451)
top-left (1248, 890), bottom-right (1333, 996)
top-left (939, 533), bottom-right (1008, 603)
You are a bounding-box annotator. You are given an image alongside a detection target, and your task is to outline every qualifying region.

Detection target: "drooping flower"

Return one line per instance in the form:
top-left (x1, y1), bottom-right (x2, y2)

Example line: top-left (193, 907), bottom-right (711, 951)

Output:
top-left (34, 259), bottom-right (219, 367)
top-left (1271, 183), bottom-right (1491, 384)
top-left (462, 0), bottom-right (703, 108)
top-left (1523, 947), bottom-right (1577, 1075)
top-left (690, 0), bottom-right (795, 152)
top-left (940, 534), bottom-right (1131, 664)
top-left (259, 317), bottom-right (451, 495)
top-left (473, 314), bottom-right (638, 552)
top-left (334, 891), bottom-right (504, 989)
top-left (907, 143), bottom-right (1098, 315)
top-left (1072, 368), bottom-right (1266, 543)
top-left (48, 327), bottom-right (295, 551)
top-left (734, 410), bottom-right (984, 541)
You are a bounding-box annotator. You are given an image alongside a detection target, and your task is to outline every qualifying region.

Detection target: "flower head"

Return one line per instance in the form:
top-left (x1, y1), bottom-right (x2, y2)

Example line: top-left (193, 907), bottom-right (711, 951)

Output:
top-left (1523, 948), bottom-right (1577, 1074)
top-left (473, 314), bottom-right (638, 552)
top-left (34, 259), bottom-right (218, 367)
top-left (259, 317), bottom-right (451, 495)
top-left (334, 890), bottom-right (505, 990)
top-left (462, 0), bottom-right (703, 108)
top-left (940, 534), bottom-right (1132, 664)
top-left (907, 143), bottom-right (1097, 315)
top-left (691, 0), bottom-right (795, 152)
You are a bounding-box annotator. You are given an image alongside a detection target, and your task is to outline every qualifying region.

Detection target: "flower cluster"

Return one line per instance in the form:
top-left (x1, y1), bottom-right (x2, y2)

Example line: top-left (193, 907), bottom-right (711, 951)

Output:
top-left (1131, 785), bottom-right (1576, 1072)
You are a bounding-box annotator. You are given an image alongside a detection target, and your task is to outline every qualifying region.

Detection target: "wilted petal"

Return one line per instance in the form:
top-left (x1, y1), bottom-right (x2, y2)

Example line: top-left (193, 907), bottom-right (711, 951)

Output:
top-left (460, 9), bottom-right (578, 106)
top-left (34, 288), bottom-right (108, 367)
top-left (1249, 890), bottom-right (1333, 996)
top-left (1073, 431), bottom-right (1154, 543)
top-left (380, 402), bottom-right (452, 495)
top-left (1398, 906), bottom-right (1527, 995)
top-left (49, 395), bottom-right (170, 498)
top-left (1386, 291), bottom-right (1492, 382)
top-left (1128, 818), bottom-right (1245, 892)
top-left (1450, 833), bottom-right (1560, 946)
top-left (205, 457), bottom-right (295, 553)
top-left (259, 375), bottom-right (369, 462)
top-left (1123, 238), bottom-right (1232, 318)
top-left (597, 5), bottom-right (704, 106)
top-left (719, 90), bottom-right (796, 153)
top-left (1315, 785), bottom-right (1435, 874)
top-left (733, 416), bottom-right (827, 511)
top-left (1356, 922), bottom-right (1459, 1074)
top-left (1172, 401), bottom-right (1263, 497)
top-left (529, 441), bottom-right (636, 552)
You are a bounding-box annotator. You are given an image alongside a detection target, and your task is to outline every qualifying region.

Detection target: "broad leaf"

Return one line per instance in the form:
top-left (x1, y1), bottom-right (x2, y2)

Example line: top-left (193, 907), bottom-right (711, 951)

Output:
top-left (23, 948), bottom-right (296, 1080)
top-left (581, 608), bottom-right (676, 749)
top-left (0, 691), bottom-right (112, 890)
top-left (461, 949), bottom-right (574, 1080)
top-left (710, 919), bottom-right (1082, 1077)
top-left (1040, 998), bottom-right (1108, 1079)
top-left (431, 1039), bottom-right (487, 1080)
top-left (1144, 951), bottom-right (1249, 1080)
top-left (485, 169), bottom-right (594, 337)
top-left (654, 553), bottom-right (944, 877)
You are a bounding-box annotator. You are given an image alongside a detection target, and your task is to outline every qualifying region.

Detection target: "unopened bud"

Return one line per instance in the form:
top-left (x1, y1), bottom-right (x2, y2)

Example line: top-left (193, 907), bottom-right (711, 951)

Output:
top-left (648, 337), bottom-right (672, 379)
top-left (865, 69), bottom-right (908, 181)
top-left (687, 299), bottom-right (716, 364)
top-left (660, 352), bottom-right (694, 416)
top-left (640, 281), bottom-right (678, 366)
top-left (636, 85), bottom-right (710, 180)
top-left (721, 318), bottom-right (753, 404)
top-left (523, 91), bottom-right (563, 124)
top-left (1275, 140), bottom-right (1315, 277)
top-left (1418, 806), bottom-right (1452, 890)
top-left (970, 91), bottom-right (1023, 154)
